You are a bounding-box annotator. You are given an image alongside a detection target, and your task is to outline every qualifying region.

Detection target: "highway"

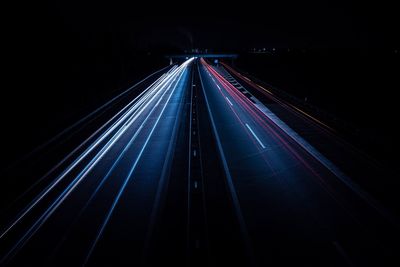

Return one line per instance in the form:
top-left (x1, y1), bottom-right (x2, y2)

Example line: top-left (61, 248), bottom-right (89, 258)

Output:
top-left (0, 57), bottom-right (398, 266)
top-left (198, 58), bottom-right (399, 266)
top-left (0, 58), bottom-right (194, 266)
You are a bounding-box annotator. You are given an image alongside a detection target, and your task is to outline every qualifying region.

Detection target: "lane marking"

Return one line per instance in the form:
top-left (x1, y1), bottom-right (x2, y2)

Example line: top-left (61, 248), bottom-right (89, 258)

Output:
top-left (245, 123), bottom-right (266, 149)
top-left (225, 97), bottom-right (233, 106)
top-left (216, 84), bottom-right (221, 90)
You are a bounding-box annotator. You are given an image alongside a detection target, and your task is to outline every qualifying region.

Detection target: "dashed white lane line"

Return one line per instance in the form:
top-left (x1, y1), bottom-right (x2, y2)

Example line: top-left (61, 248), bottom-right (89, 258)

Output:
top-left (225, 97), bottom-right (233, 106)
top-left (245, 123), bottom-right (266, 149)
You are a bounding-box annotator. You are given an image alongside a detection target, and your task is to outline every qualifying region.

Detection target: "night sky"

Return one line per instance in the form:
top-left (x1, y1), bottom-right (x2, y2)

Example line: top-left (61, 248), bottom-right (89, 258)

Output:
top-left (2, 0), bottom-right (399, 168)
top-left (9, 0), bottom-right (398, 52)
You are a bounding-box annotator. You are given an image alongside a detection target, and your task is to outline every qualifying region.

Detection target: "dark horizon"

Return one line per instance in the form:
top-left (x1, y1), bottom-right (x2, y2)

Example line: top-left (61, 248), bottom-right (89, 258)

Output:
top-left (6, 0), bottom-right (400, 52)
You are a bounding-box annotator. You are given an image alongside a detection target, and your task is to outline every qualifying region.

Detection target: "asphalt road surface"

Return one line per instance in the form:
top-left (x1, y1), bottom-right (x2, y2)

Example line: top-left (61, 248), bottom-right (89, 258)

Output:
top-left (0, 57), bottom-right (398, 267)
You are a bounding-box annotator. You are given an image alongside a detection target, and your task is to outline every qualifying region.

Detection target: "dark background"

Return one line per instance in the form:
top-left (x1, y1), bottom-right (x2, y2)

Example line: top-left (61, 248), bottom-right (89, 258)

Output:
top-left (2, 0), bottom-right (399, 170)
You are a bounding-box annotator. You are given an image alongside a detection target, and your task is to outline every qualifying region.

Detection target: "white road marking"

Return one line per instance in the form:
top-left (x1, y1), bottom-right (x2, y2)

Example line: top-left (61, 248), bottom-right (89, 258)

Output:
top-left (225, 97), bottom-right (233, 106)
top-left (245, 123), bottom-right (266, 149)
top-left (240, 82), bottom-right (388, 220)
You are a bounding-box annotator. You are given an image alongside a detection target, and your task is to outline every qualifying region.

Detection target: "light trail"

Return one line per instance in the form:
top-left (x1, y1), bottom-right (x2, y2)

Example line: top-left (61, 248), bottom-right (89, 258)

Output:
top-left (201, 59), bottom-right (372, 250)
top-left (0, 65), bottom-right (182, 241)
top-left (52, 66), bottom-right (190, 249)
top-left (204, 60), bottom-right (347, 184)
top-left (0, 58), bottom-right (194, 264)
top-left (203, 59), bottom-right (389, 223)
top-left (2, 65), bottom-right (173, 174)
top-left (83, 58), bottom-right (193, 265)
top-left (3, 69), bottom-right (173, 217)
top-left (221, 62), bottom-right (335, 132)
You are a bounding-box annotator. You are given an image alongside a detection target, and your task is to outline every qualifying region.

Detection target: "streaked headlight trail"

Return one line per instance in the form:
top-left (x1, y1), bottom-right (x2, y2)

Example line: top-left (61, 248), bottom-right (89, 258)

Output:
top-left (0, 58), bottom-right (194, 265)
top-left (1, 57), bottom-right (398, 267)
